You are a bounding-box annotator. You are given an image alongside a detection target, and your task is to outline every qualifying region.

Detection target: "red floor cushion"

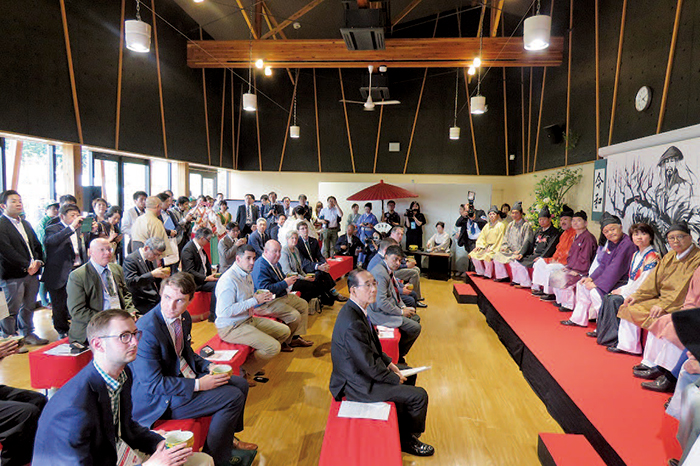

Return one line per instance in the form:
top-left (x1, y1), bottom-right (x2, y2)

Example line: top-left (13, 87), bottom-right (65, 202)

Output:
top-left (377, 327), bottom-right (400, 364)
top-left (29, 338), bottom-right (92, 390)
top-left (188, 291), bottom-right (211, 323)
top-left (153, 417), bottom-right (212, 452)
top-left (194, 335), bottom-right (252, 376)
top-left (328, 256), bottom-right (353, 281)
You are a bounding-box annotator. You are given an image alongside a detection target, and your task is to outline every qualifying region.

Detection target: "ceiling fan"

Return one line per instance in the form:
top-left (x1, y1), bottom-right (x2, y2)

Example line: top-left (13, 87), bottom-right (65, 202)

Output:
top-left (340, 65), bottom-right (400, 111)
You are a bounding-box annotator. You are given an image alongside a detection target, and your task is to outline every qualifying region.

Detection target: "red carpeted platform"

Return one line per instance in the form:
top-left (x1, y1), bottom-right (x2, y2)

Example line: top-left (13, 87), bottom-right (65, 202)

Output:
top-left (469, 273), bottom-right (681, 466)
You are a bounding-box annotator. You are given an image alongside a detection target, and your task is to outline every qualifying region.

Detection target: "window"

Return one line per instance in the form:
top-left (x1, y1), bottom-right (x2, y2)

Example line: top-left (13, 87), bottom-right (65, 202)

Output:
top-left (123, 162), bottom-right (148, 211)
top-left (151, 160), bottom-right (170, 195)
top-left (217, 170), bottom-right (228, 198)
top-left (12, 139), bottom-right (52, 227)
top-left (81, 148), bottom-right (91, 187)
top-left (189, 173), bottom-right (202, 198)
top-left (93, 159), bottom-right (119, 207)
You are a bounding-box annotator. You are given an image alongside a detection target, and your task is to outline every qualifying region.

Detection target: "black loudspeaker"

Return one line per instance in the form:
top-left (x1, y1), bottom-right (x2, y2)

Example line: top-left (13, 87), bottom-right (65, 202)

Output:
top-left (544, 124), bottom-right (565, 144)
top-left (83, 186), bottom-right (102, 213)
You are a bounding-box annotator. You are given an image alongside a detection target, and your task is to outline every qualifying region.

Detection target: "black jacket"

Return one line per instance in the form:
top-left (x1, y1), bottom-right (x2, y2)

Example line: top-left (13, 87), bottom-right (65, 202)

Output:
top-left (0, 215), bottom-right (43, 280)
top-left (43, 222), bottom-right (86, 290)
top-left (123, 249), bottom-right (161, 313)
top-left (180, 240), bottom-right (211, 286)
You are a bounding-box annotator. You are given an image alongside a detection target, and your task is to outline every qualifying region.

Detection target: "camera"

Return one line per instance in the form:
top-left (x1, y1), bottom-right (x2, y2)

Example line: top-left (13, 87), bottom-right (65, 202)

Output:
top-left (405, 209), bottom-right (414, 217)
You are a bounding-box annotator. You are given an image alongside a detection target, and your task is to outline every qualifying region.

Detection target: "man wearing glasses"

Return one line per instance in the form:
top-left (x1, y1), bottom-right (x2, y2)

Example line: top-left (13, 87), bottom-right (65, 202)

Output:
top-left (33, 309), bottom-right (214, 465)
top-left (618, 224), bottom-right (700, 393)
top-left (330, 269), bottom-right (434, 457)
top-left (129, 273), bottom-right (256, 464)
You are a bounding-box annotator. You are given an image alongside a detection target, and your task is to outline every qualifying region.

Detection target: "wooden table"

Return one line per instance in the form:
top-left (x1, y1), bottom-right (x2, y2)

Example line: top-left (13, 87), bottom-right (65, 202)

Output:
top-left (409, 251), bottom-right (451, 281)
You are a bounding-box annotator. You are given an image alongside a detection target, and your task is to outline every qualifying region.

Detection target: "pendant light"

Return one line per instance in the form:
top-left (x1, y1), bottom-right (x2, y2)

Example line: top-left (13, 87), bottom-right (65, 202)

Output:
top-left (290, 70), bottom-right (300, 138)
top-left (242, 6), bottom-right (257, 112)
top-left (125, 0), bottom-right (151, 53)
top-left (449, 69), bottom-right (460, 140)
top-left (471, 26), bottom-right (486, 114)
top-left (524, 0), bottom-right (551, 51)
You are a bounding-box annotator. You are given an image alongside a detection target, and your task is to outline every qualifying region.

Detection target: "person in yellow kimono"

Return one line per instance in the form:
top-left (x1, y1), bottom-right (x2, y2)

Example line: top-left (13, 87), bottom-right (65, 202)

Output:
top-left (469, 205), bottom-right (506, 278)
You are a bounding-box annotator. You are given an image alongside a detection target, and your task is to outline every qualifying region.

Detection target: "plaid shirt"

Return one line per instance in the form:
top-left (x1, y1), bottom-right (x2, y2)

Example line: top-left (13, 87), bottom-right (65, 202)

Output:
top-left (93, 360), bottom-right (128, 429)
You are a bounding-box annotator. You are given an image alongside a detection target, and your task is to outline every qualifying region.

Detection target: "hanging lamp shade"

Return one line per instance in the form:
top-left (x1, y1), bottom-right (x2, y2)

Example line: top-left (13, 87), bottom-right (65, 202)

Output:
top-left (243, 92), bottom-right (257, 112)
top-left (523, 14), bottom-right (551, 50)
top-left (449, 126), bottom-right (461, 140)
top-left (290, 125), bottom-right (300, 138)
top-left (471, 95), bottom-right (486, 114)
top-left (125, 19), bottom-right (151, 53)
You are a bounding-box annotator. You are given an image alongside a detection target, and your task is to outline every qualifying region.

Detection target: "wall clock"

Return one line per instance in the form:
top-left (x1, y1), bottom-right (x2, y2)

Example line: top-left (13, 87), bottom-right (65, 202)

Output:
top-left (635, 86), bottom-right (652, 112)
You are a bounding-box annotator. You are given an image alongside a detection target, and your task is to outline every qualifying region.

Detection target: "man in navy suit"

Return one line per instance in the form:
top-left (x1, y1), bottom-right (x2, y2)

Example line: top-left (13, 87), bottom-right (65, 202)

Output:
top-left (123, 237), bottom-right (170, 315)
top-left (43, 203), bottom-right (88, 338)
top-left (130, 273), bottom-right (257, 464)
top-left (235, 194), bottom-right (259, 237)
top-left (330, 269), bottom-right (433, 457)
top-left (251, 240), bottom-right (313, 351)
top-left (33, 309), bottom-right (212, 466)
top-left (180, 228), bottom-right (219, 321)
top-left (248, 218), bottom-right (269, 258)
top-left (0, 190), bottom-right (48, 346)
top-left (296, 222), bottom-right (348, 302)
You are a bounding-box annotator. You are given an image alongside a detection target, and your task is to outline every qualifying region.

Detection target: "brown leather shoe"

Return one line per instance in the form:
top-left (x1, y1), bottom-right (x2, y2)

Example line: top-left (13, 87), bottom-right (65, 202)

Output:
top-left (289, 337), bottom-right (313, 347)
top-left (233, 437), bottom-right (258, 450)
top-left (280, 343), bottom-right (294, 352)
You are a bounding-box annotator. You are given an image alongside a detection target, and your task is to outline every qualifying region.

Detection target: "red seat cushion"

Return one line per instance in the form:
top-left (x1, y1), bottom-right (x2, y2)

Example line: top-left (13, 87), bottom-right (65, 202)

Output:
top-left (153, 417), bottom-right (212, 452)
top-left (194, 336), bottom-right (252, 376)
top-left (376, 328), bottom-right (400, 364)
top-left (328, 256), bottom-right (354, 280)
top-left (28, 338), bottom-right (93, 390)
top-left (187, 291), bottom-right (211, 322)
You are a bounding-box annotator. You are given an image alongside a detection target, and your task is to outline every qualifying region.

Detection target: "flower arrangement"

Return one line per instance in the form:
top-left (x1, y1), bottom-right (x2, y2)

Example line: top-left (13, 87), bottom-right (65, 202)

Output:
top-left (525, 167), bottom-right (583, 229)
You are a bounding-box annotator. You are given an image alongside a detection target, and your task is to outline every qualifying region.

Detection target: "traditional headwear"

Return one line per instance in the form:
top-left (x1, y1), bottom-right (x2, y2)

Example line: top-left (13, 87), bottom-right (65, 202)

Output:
top-left (538, 205), bottom-right (551, 218)
top-left (599, 212), bottom-right (622, 228)
top-left (657, 146), bottom-right (684, 166)
top-left (573, 210), bottom-right (588, 221)
top-left (667, 223), bottom-right (690, 236)
top-left (488, 205), bottom-right (499, 214)
top-left (560, 204), bottom-right (574, 218)
top-left (512, 201), bottom-right (523, 212)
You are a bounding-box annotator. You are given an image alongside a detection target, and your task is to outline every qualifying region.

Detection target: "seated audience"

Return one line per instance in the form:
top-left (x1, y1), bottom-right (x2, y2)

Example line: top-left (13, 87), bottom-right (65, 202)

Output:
top-left (330, 269), bottom-right (434, 457)
top-left (595, 223), bottom-right (659, 351)
top-left (296, 222), bottom-right (348, 302)
top-left (130, 274), bottom-right (255, 464)
top-left (541, 210), bottom-right (596, 310)
top-left (268, 213), bottom-right (285, 242)
top-left (67, 238), bottom-right (136, 348)
top-left (618, 224), bottom-right (700, 392)
top-left (562, 214), bottom-right (636, 326)
top-left (335, 223), bottom-right (363, 267)
top-left (279, 230), bottom-right (331, 311)
top-left (509, 205), bottom-right (564, 287)
top-left (469, 205), bottom-right (506, 278)
top-left (34, 309), bottom-right (212, 466)
top-left (368, 245), bottom-right (422, 363)
top-left (181, 227), bottom-right (219, 321)
top-left (236, 194), bottom-right (259, 237)
top-left (248, 218), bottom-right (269, 258)
top-left (216, 245), bottom-right (290, 386)
top-left (492, 202), bottom-right (532, 282)
top-left (218, 222), bottom-right (246, 274)
top-left (318, 195), bottom-right (343, 258)
top-left (0, 338), bottom-right (46, 465)
top-left (367, 239), bottom-right (421, 309)
top-left (426, 221), bottom-right (452, 253)
top-left (43, 203), bottom-right (88, 338)
top-left (279, 205), bottom-right (318, 243)
top-left (390, 226), bottom-right (424, 302)
top-left (252, 240), bottom-right (314, 351)
top-left (124, 237), bottom-right (171, 315)
top-left (527, 205), bottom-right (574, 291)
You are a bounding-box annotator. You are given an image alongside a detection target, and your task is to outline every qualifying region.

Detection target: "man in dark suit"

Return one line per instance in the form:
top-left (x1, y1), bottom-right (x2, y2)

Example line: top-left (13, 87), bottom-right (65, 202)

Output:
top-left (43, 203), bottom-right (88, 338)
top-left (181, 228), bottom-right (219, 321)
top-left (235, 194), bottom-right (259, 237)
top-left (367, 239), bottom-right (422, 309)
top-left (123, 237), bottom-right (170, 315)
top-left (296, 222), bottom-right (348, 302)
top-left (130, 273), bottom-right (256, 464)
top-left (335, 223), bottom-right (363, 267)
top-left (0, 190), bottom-right (48, 346)
top-left (33, 309), bottom-right (208, 466)
top-left (267, 214), bottom-right (285, 242)
top-left (330, 269), bottom-right (433, 457)
top-left (218, 222), bottom-right (246, 274)
top-left (67, 238), bottom-right (136, 348)
top-left (368, 245), bottom-right (422, 362)
top-left (248, 218), bottom-right (269, 258)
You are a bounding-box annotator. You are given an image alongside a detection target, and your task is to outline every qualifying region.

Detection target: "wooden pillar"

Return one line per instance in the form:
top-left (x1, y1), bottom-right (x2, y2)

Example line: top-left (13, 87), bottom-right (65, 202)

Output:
top-left (174, 162), bottom-right (190, 199)
top-left (60, 144), bottom-right (84, 208)
top-left (8, 140), bottom-right (23, 190)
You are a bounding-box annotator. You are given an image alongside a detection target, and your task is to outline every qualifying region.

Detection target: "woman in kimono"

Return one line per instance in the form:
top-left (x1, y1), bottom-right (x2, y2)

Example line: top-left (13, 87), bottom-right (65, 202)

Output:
top-left (426, 222), bottom-right (451, 253)
top-left (357, 202), bottom-right (378, 243)
top-left (469, 205), bottom-right (506, 278)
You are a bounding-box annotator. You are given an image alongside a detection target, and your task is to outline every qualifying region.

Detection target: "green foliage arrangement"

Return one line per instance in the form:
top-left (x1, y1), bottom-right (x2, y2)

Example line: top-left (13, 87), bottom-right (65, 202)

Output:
top-left (525, 167), bottom-right (583, 229)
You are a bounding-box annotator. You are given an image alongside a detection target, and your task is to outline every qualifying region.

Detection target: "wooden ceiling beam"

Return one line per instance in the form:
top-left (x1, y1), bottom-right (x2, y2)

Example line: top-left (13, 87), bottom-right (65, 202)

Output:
top-left (234, 0), bottom-right (258, 40)
top-left (391, 0), bottom-right (423, 28)
top-left (490, 0), bottom-right (505, 37)
top-left (260, 0), bottom-right (326, 40)
top-left (187, 37), bottom-right (564, 68)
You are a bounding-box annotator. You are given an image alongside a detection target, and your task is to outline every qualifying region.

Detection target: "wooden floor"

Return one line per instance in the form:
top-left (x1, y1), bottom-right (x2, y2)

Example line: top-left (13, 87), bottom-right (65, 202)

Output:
top-left (1, 278), bottom-right (563, 465)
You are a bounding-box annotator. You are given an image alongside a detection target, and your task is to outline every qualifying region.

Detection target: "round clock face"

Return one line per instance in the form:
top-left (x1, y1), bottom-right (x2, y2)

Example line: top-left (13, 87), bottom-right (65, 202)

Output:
top-left (635, 86), bottom-right (651, 112)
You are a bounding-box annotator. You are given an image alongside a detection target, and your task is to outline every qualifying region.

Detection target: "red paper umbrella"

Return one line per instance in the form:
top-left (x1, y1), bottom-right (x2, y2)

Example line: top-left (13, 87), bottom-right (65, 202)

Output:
top-left (347, 180), bottom-right (418, 201)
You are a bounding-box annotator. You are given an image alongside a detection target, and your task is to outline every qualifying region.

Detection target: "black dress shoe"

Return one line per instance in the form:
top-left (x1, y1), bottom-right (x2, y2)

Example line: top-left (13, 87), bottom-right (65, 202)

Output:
top-left (668, 459), bottom-right (679, 466)
top-left (401, 436), bottom-right (435, 457)
top-left (493, 277), bottom-right (510, 283)
top-left (415, 302), bottom-right (427, 308)
top-left (540, 294), bottom-right (557, 302)
top-left (641, 375), bottom-right (676, 393)
top-left (559, 307), bottom-right (573, 312)
top-left (586, 330), bottom-right (597, 338)
top-left (606, 346), bottom-right (633, 355)
top-left (531, 289), bottom-right (544, 296)
top-left (633, 366), bottom-right (663, 380)
top-left (416, 297), bottom-right (425, 302)
top-left (560, 320), bottom-right (583, 327)
top-left (633, 363), bottom-right (650, 372)
top-left (335, 294), bottom-right (349, 302)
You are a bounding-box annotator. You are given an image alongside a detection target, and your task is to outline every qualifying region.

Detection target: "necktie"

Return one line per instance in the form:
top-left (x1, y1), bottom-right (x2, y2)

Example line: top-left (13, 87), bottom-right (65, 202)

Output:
top-left (273, 263), bottom-right (284, 280)
top-left (470, 221), bottom-right (476, 235)
top-left (246, 206), bottom-right (252, 224)
top-left (172, 318), bottom-right (184, 355)
top-left (304, 240), bottom-right (312, 259)
top-left (103, 268), bottom-right (116, 296)
top-left (389, 271), bottom-right (401, 305)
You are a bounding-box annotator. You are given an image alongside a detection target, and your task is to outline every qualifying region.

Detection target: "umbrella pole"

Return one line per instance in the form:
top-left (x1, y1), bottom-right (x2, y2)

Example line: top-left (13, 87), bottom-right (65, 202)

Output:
top-left (381, 199), bottom-right (385, 221)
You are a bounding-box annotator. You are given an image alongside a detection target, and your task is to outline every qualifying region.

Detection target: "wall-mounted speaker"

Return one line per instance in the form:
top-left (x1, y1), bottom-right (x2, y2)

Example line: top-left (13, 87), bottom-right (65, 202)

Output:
top-left (544, 124), bottom-right (565, 144)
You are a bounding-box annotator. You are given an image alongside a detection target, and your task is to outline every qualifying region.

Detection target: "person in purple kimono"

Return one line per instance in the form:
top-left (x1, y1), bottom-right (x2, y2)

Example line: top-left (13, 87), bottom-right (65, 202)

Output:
top-left (561, 213), bottom-right (636, 326)
top-left (541, 211), bottom-right (597, 310)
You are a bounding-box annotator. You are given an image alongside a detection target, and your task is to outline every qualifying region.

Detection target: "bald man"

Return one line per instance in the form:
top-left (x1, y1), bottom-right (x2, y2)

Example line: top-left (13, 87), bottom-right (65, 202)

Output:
top-left (67, 238), bottom-right (136, 348)
top-left (130, 196), bottom-right (174, 259)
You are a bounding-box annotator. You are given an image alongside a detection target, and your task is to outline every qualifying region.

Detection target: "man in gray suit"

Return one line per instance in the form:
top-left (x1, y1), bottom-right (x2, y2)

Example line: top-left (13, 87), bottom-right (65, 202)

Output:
top-left (368, 245), bottom-right (421, 363)
top-left (218, 222), bottom-right (246, 274)
top-left (67, 238), bottom-right (136, 349)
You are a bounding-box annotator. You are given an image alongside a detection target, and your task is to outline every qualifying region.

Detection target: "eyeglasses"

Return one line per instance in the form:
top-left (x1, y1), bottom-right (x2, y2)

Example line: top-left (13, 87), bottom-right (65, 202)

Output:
top-left (668, 234), bottom-right (690, 243)
top-left (98, 330), bottom-right (143, 344)
top-left (354, 281), bottom-right (378, 289)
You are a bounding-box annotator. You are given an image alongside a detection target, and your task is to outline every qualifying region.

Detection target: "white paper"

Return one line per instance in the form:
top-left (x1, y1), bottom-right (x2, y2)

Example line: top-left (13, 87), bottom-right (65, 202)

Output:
top-left (0, 291), bottom-right (9, 320)
top-left (43, 343), bottom-right (89, 357)
top-left (205, 349), bottom-right (239, 361)
top-left (399, 366), bottom-right (431, 378)
top-left (337, 401), bottom-right (391, 421)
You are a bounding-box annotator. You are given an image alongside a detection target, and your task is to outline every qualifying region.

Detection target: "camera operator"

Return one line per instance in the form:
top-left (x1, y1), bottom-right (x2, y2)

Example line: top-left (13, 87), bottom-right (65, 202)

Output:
top-left (455, 204), bottom-right (486, 272)
top-left (404, 201), bottom-right (425, 250)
